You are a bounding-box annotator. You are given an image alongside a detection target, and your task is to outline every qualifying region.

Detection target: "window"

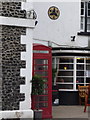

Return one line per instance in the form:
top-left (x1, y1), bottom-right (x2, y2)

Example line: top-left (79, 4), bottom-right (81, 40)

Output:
top-left (52, 56), bottom-right (90, 91)
top-left (80, 1), bottom-right (90, 32)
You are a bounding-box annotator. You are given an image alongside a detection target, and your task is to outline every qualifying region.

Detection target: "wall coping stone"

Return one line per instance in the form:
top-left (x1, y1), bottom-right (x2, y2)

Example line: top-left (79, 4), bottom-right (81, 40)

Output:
top-left (0, 109), bottom-right (33, 119)
top-left (0, 16), bottom-right (35, 28)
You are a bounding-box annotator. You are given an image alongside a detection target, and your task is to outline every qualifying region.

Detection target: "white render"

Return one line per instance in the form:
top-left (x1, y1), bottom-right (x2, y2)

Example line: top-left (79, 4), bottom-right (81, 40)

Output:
top-left (33, 0), bottom-right (89, 48)
top-left (20, 28), bottom-right (33, 110)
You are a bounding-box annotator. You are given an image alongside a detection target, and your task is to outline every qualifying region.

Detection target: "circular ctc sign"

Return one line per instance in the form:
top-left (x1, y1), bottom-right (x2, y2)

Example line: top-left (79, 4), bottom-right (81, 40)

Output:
top-left (48, 6), bottom-right (60, 20)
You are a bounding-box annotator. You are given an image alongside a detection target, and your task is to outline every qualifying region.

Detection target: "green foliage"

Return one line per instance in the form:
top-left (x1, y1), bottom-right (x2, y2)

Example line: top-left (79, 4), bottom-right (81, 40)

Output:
top-left (31, 74), bottom-right (45, 95)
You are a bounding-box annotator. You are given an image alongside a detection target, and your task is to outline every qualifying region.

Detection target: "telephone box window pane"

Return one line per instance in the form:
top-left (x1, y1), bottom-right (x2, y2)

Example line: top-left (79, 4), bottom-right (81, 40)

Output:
top-left (33, 50), bottom-right (49, 53)
top-left (34, 65), bottom-right (48, 71)
top-left (43, 90), bottom-right (48, 95)
top-left (34, 59), bottom-right (48, 65)
top-left (39, 96), bottom-right (48, 101)
top-left (42, 77), bottom-right (48, 82)
top-left (44, 83), bottom-right (48, 89)
top-left (35, 71), bottom-right (48, 76)
top-left (39, 103), bottom-right (48, 108)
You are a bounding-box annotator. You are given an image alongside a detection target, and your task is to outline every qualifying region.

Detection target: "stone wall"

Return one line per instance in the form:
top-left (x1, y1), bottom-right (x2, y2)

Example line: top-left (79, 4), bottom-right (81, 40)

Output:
top-left (1, 25), bottom-right (26, 110)
top-left (0, 2), bottom-right (26, 18)
top-left (0, 1), bottom-right (34, 119)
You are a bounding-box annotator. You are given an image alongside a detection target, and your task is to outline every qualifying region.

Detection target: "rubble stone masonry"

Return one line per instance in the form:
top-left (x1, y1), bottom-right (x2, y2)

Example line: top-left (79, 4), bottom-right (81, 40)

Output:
top-left (0, 2), bottom-right (26, 18)
top-left (1, 25), bottom-right (26, 110)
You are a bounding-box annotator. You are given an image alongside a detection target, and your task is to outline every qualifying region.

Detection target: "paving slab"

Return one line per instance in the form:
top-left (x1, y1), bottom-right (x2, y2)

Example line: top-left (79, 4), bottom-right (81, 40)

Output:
top-left (52, 106), bottom-right (89, 119)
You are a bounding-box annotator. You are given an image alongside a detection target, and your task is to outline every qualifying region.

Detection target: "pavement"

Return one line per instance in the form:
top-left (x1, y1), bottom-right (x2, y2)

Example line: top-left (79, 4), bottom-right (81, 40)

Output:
top-left (52, 105), bottom-right (89, 119)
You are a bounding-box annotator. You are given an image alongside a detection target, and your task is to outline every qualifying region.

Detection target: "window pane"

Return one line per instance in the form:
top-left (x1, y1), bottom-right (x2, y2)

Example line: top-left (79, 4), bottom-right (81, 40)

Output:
top-left (81, 17), bottom-right (84, 22)
top-left (77, 58), bottom-right (84, 63)
top-left (81, 2), bottom-right (84, 8)
top-left (56, 77), bottom-right (73, 83)
top-left (87, 17), bottom-right (90, 23)
top-left (58, 71), bottom-right (73, 76)
top-left (42, 77), bottom-right (48, 82)
top-left (88, 3), bottom-right (90, 9)
top-left (76, 71), bottom-right (84, 76)
top-left (77, 64), bottom-right (84, 70)
top-left (39, 103), bottom-right (48, 108)
top-left (85, 70), bottom-right (90, 77)
top-left (76, 77), bottom-right (84, 83)
top-left (34, 65), bottom-right (48, 71)
top-left (86, 65), bottom-right (90, 70)
top-left (33, 50), bottom-right (49, 53)
top-left (86, 78), bottom-right (90, 83)
top-left (59, 57), bottom-right (73, 63)
top-left (87, 24), bottom-right (90, 30)
top-left (76, 84), bottom-right (84, 89)
top-left (58, 84), bottom-right (73, 89)
top-left (59, 64), bottom-right (73, 69)
top-left (35, 71), bottom-right (48, 76)
top-left (88, 10), bottom-right (90, 16)
top-left (39, 96), bottom-right (48, 101)
top-left (81, 9), bottom-right (84, 15)
top-left (81, 23), bottom-right (83, 29)
top-left (86, 58), bottom-right (90, 63)
top-left (34, 59), bottom-right (48, 64)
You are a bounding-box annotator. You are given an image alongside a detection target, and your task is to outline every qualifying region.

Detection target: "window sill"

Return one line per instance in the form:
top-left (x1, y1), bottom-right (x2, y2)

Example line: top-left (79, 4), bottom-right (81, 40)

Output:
top-left (77, 32), bottom-right (90, 36)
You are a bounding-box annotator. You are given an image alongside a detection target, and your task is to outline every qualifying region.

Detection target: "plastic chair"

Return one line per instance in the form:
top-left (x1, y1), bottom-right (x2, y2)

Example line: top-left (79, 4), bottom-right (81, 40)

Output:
top-left (78, 85), bottom-right (88, 105)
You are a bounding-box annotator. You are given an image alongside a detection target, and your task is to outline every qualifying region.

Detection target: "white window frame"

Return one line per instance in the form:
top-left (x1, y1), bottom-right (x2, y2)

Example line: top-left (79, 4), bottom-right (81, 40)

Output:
top-left (52, 56), bottom-right (90, 91)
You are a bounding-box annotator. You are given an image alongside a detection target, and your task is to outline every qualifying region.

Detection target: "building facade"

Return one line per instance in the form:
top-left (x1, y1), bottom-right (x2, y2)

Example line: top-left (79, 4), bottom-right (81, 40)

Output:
top-left (33, 0), bottom-right (90, 104)
top-left (0, 0), bottom-right (35, 119)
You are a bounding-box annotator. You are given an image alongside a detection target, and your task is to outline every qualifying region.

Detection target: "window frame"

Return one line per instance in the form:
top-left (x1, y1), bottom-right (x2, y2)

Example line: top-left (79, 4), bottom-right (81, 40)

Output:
top-left (52, 56), bottom-right (90, 91)
top-left (80, 1), bottom-right (90, 33)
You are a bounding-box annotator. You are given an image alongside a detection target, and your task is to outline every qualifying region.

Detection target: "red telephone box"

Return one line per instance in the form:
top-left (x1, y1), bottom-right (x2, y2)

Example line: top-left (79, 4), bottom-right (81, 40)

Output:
top-left (32, 44), bottom-right (52, 119)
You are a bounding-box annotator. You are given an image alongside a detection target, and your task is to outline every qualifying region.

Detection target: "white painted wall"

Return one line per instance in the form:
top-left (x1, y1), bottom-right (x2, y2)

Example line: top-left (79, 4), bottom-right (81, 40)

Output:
top-left (33, 0), bottom-right (88, 47)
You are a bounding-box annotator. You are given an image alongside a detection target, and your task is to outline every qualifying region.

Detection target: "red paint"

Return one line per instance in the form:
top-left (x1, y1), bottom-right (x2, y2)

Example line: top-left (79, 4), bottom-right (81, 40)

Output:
top-left (32, 44), bottom-right (52, 119)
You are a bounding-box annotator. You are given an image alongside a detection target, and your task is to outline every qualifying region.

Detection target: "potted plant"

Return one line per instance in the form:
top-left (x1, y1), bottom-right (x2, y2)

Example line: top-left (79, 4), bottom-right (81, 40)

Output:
top-left (31, 74), bottom-right (45, 119)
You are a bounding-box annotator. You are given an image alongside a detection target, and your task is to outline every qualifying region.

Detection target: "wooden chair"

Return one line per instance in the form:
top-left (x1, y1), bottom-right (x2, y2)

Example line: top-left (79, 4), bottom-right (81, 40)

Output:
top-left (84, 84), bottom-right (90, 112)
top-left (78, 85), bottom-right (88, 105)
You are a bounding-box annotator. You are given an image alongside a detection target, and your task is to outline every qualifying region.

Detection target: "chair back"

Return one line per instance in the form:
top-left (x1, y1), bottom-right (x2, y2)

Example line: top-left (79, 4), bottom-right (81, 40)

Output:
top-left (78, 85), bottom-right (88, 98)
